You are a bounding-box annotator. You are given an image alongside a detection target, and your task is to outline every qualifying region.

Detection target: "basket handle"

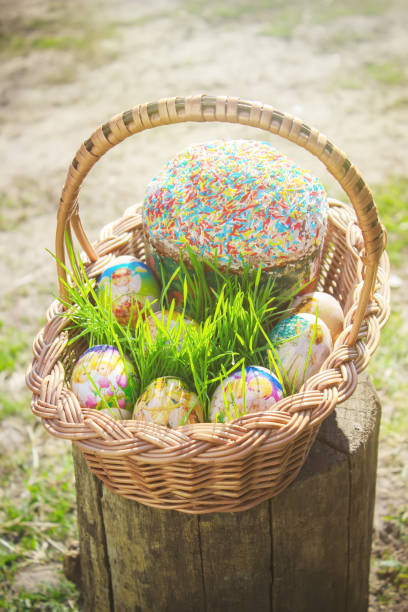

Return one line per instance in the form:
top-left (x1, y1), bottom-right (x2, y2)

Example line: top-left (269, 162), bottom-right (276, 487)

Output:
top-left (56, 94), bottom-right (386, 346)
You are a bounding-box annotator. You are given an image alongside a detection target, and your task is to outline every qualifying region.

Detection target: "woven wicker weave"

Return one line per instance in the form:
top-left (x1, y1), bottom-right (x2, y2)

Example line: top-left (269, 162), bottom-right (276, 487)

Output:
top-left (26, 95), bottom-right (390, 514)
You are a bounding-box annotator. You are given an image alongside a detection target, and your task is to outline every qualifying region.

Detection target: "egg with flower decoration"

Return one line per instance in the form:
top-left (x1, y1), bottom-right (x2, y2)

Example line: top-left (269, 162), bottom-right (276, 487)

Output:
top-left (96, 256), bottom-right (160, 326)
top-left (132, 377), bottom-right (203, 427)
top-left (209, 366), bottom-right (283, 423)
top-left (268, 313), bottom-right (332, 393)
top-left (71, 345), bottom-right (135, 412)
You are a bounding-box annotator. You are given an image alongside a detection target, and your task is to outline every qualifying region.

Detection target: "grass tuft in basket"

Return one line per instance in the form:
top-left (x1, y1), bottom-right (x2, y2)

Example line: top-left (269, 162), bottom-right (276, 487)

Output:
top-left (51, 237), bottom-right (312, 421)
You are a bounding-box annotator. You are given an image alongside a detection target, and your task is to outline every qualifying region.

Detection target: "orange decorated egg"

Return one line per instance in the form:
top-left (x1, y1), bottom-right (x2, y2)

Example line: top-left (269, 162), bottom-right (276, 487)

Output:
top-left (132, 377), bottom-right (203, 427)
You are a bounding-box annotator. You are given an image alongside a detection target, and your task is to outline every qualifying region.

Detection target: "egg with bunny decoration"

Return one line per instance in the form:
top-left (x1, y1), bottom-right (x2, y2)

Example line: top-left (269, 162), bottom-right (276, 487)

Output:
top-left (71, 345), bottom-right (136, 412)
top-left (97, 256), bottom-right (160, 326)
top-left (209, 365), bottom-right (284, 423)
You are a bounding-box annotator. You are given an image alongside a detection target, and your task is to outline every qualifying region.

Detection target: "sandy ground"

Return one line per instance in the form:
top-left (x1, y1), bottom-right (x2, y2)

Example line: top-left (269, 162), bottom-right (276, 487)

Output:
top-left (1, 0), bottom-right (407, 608)
top-left (1, 0), bottom-right (408, 328)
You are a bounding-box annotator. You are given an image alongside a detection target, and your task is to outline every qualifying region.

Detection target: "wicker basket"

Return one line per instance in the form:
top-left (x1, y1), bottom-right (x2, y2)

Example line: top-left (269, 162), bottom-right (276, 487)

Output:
top-left (26, 95), bottom-right (390, 514)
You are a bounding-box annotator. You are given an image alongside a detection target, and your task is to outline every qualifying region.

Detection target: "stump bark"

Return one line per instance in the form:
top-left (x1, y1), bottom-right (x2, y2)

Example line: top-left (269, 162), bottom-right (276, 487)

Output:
top-left (72, 373), bottom-right (380, 612)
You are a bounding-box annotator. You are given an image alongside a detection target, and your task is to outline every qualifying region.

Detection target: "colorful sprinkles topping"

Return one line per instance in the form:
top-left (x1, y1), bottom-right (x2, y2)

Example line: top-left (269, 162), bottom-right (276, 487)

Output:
top-left (143, 139), bottom-right (328, 267)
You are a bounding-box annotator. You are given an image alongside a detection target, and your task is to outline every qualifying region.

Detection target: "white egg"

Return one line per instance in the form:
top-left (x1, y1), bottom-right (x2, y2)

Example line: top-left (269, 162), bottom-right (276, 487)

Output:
top-left (291, 291), bottom-right (344, 341)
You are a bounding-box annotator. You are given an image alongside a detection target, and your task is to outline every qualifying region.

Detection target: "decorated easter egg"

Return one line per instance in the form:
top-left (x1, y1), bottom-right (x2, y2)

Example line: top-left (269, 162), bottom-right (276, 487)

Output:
top-left (71, 345), bottom-right (135, 411)
top-left (145, 310), bottom-right (199, 344)
top-left (97, 256), bottom-right (160, 326)
top-left (268, 313), bottom-right (332, 392)
top-left (209, 366), bottom-right (284, 423)
top-left (133, 377), bottom-right (203, 427)
top-left (143, 140), bottom-right (328, 294)
top-left (291, 291), bottom-right (344, 341)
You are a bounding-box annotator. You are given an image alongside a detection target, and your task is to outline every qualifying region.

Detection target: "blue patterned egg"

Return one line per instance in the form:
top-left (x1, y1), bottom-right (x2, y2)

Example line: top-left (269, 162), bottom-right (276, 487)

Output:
top-left (209, 366), bottom-right (283, 423)
top-left (268, 313), bottom-right (332, 392)
top-left (71, 345), bottom-right (135, 411)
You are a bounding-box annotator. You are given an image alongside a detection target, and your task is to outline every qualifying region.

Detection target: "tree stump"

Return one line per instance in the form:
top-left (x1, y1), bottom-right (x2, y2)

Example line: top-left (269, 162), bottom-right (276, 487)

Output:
top-left (72, 373), bottom-right (380, 612)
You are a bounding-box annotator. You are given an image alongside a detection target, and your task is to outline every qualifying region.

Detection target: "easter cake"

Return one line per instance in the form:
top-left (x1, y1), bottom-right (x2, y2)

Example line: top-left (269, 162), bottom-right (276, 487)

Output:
top-left (143, 139), bottom-right (328, 292)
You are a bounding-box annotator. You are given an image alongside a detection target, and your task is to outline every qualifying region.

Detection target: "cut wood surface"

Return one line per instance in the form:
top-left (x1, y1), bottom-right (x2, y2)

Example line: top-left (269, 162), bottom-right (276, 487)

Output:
top-left (72, 373), bottom-right (380, 612)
